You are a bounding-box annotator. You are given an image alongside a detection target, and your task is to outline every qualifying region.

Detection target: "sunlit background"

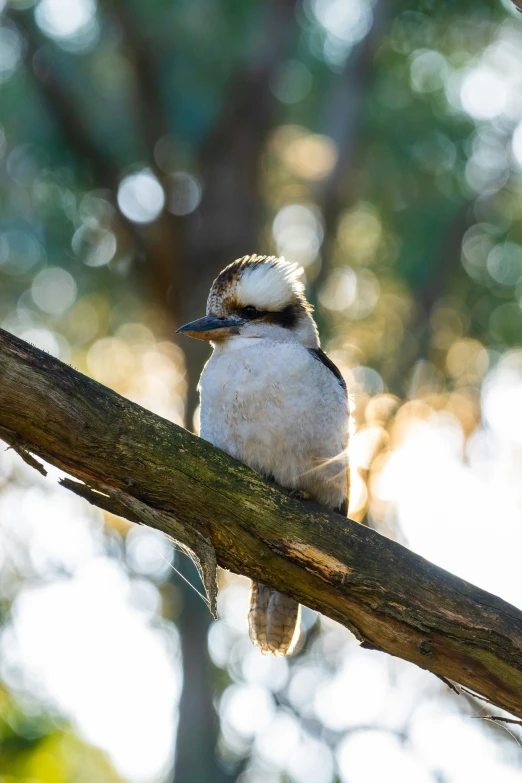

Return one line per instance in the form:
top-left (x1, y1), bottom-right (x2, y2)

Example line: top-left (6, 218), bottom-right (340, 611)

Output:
top-left (1, 0), bottom-right (522, 780)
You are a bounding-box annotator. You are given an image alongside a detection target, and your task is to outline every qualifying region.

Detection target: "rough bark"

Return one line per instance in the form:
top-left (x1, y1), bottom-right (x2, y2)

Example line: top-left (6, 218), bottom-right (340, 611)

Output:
top-left (1, 326), bottom-right (521, 719)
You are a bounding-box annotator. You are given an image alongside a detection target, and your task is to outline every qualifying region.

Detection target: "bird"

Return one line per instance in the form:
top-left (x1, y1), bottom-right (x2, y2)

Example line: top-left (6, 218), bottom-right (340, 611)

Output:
top-left (177, 254), bottom-right (349, 657)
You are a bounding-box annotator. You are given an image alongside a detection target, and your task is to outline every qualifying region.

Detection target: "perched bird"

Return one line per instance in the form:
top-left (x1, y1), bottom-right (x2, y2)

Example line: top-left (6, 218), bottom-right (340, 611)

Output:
top-left (177, 255), bottom-right (349, 656)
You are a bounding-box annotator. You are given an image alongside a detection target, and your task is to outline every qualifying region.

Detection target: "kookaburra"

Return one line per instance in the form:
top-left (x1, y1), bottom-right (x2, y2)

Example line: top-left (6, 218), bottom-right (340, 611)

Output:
top-left (177, 255), bottom-right (349, 656)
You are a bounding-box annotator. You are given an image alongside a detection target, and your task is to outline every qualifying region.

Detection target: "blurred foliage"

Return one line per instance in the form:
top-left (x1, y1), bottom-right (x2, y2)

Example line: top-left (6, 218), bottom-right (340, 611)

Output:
top-left (1, 0), bottom-right (522, 781)
top-left (0, 685), bottom-right (123, 782)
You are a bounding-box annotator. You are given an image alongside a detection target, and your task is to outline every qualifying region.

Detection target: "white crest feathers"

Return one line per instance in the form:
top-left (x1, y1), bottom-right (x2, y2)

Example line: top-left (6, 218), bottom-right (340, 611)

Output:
top-left (235, 257), bottom-right (305, 310)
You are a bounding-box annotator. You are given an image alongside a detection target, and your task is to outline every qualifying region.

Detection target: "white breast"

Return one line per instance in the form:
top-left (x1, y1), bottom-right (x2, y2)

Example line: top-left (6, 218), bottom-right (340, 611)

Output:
top-left (199, 338), bottom-right (349, 510)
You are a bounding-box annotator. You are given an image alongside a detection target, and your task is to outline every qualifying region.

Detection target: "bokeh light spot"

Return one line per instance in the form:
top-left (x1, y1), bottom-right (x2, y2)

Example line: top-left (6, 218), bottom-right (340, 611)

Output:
top-left (72, 225), bottom-right (117, 267)
top-left (117, 170), bottom-right (165, 224)
top-left (0, 22), bottom-right (23, 84)
top-left (125, 527), bottom-right (174, 582)
top-left (86, 337), bottom-right (137, 386)
top-left (168, 172), bottom-right (201, 216)
top-left (283, 133), bottom-right (338, 180)
top-left (512, 121), bottom-right (522, 167)
top-left (287, 735), bottom-right (333, 783)
top-left (482, 356), bottom-right (522, 448)
top-left (311, 0), bottom-right (373, 66)
top-left (487, 242), bottom-right (522, 286)
top-left (410, 49), bottom-right (448, 93)
top-left (319, 268), bottom-right (379, 318)
top-left (35, 0), bottom-right (99, 50)
top-left (272, 204), bottom-right (323, 266)
top-left (220, 684), bottom-right (274, 739)
top-left (319, 268), bottom-right (357, 311)
top-left (0, 230), bottom-right (42, 276)
top-left (460, 67), bottom-right (507, 120)
top-left (31, 267), bottom-right (77, 315)
top-left (338, 730), bottom-right (432, 783)
top-left (271, 60), bottom-right (313, 104)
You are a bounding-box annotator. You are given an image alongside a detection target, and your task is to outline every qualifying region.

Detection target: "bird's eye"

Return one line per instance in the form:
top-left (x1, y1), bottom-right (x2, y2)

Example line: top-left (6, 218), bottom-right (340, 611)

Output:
top-left (243, 305), bottom-right (258, 319)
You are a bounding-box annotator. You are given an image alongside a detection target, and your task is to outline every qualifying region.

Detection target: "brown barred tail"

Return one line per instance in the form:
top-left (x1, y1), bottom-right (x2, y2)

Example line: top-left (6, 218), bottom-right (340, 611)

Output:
top-left (248, 582), bottom-right (301, 657)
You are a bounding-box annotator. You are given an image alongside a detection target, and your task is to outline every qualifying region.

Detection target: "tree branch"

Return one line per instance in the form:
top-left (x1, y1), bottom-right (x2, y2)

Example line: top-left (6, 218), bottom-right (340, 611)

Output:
top-left (0, 326), bottom-right (521, 718)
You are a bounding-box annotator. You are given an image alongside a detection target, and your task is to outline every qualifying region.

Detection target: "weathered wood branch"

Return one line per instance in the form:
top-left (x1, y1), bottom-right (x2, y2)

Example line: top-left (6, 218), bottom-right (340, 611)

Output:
top-left (0, 326), bottom-right (521, 718)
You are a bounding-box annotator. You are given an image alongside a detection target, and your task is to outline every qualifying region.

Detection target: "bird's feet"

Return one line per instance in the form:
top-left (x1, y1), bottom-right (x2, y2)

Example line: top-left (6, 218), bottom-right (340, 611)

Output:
top-left (289, 488), bottom-right (313, 502)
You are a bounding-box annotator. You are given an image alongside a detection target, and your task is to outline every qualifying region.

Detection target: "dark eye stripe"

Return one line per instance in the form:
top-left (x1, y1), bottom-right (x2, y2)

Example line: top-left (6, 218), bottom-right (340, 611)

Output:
top-left (238, 304), bottom-right (299, 329)
top-left (264, 305), bottom-right (299, 329)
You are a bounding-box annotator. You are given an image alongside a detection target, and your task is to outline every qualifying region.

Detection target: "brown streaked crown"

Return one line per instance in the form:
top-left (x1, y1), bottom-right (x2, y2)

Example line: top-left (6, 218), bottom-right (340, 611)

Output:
top-left (207, 254), bottom-right (312, 321)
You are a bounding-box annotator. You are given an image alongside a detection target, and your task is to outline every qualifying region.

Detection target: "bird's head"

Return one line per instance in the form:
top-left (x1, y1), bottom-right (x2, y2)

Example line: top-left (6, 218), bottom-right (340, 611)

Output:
top-left (177, 255), bottom-right (319, 347)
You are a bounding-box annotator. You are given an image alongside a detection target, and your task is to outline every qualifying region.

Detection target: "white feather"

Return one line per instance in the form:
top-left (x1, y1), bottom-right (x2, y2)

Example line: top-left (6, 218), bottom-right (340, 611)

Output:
top-left (235, 257), bottom-right (305, 310)
top-left (199, 336), bottom-right (349, 510)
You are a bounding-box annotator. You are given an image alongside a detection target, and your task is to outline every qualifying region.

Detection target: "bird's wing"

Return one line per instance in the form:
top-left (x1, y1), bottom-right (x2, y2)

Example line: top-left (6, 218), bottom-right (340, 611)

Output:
top-left (308, 348), bottom-right (347, 392)
top-left (309, 348), bottom-right (349, 516)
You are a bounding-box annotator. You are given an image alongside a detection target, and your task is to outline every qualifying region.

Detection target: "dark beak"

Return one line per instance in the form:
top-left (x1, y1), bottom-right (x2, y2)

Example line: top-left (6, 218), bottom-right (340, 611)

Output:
top-left (176, 314), bottom-right (242, 341)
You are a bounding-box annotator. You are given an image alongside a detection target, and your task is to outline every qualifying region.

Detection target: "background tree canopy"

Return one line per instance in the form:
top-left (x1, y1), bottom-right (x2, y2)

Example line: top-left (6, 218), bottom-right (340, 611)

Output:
top-left (1, 0), bottom-right (522, 781)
